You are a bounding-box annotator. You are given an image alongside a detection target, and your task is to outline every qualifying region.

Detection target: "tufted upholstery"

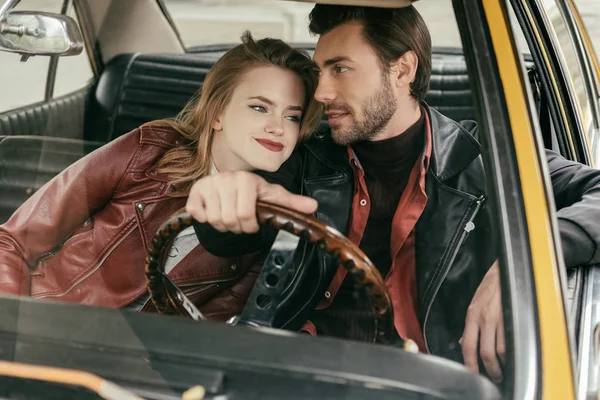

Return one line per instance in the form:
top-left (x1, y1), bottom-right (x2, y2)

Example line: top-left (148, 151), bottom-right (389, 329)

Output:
top-left (86, 53), bottom-right (216, 143)
top-left (0, 88), bottom-right (88, 140)
top-left (0, 136), bottom-right (103, 223)
top-left (88, 50), bottom-right (476, 143)
top-left (426, 53), bottom-right (474, 122)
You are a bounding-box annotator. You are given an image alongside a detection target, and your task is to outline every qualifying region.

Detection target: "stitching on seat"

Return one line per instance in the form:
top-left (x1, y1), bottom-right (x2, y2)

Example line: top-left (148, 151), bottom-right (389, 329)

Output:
top-left (109, 52), bottom-right (141, 142)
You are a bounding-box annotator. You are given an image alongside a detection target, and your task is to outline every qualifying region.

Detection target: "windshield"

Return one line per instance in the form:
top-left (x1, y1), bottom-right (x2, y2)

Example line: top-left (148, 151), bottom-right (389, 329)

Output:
top-left (1, 0), bottom-right (585, 399)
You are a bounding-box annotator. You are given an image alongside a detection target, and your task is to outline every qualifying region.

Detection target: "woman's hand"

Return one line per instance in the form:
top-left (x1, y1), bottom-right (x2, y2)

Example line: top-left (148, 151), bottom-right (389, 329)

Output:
top-left (186, 171), bottom-right (318, 234)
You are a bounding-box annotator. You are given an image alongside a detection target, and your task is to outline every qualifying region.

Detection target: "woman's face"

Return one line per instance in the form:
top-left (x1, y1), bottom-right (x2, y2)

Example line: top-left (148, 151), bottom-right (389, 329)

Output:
top-left (211, 65), bottom-right (306, 172)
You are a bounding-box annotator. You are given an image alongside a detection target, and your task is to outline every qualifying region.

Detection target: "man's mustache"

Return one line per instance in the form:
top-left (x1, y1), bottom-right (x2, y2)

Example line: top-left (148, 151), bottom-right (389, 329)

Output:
top-left (324, 103), bottom-right (352, 114)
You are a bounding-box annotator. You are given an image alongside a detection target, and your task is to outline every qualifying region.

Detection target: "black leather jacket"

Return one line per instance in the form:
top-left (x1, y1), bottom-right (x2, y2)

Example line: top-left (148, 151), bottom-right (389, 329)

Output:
top-left (196, 104), bottom-right (600, 362)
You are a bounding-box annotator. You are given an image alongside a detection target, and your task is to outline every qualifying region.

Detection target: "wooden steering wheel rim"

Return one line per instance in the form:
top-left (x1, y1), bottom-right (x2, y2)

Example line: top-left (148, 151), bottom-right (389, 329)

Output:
top-left (145, 201), bottom-right (394, 343)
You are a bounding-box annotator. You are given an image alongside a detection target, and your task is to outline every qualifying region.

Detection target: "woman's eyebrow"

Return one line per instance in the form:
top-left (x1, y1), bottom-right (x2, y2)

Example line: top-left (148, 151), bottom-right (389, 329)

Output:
top-left (248, 95), bottom-right (274, 105)
top-left (248, 96), bottom-right (302, 112)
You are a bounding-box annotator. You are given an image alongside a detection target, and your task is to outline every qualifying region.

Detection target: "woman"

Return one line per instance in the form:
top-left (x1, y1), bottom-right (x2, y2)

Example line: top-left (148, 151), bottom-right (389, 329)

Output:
top-left (0, 32), bottom-right (321, 320)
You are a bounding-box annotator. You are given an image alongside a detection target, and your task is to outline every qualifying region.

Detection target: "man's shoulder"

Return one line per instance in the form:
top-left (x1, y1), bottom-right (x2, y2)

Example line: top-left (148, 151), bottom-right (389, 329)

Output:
top-left (302, 123), bottom-right (349, 170)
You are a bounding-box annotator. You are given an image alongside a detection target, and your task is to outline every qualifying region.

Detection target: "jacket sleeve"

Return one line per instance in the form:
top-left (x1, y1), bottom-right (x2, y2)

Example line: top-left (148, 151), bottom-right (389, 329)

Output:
top-left (0, 130), bottom-right (142, 295)
top-left (193, 148), bottom-right (304, 257)
top-left (547, 149), bottom-right (600, 267)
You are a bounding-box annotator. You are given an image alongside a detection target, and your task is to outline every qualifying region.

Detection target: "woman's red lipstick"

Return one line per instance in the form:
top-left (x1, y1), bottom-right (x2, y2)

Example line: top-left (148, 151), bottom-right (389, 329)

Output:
top-left (255, 138), bottom-right (284, 152)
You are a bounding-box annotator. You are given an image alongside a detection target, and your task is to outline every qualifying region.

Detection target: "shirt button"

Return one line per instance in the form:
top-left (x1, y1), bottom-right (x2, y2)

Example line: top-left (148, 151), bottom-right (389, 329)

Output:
top-left (324, 291), bottom-right (331, 299)
top-left (359, 199), bottom-right (367, 206)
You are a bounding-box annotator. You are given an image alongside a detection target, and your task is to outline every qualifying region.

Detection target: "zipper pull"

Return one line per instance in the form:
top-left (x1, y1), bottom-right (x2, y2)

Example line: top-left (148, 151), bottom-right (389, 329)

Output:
top-left (464, 221), bottom-right (475, 233)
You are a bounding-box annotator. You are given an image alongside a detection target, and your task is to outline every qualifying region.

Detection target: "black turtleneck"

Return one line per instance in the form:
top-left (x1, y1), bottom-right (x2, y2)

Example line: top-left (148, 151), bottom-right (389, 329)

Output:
top-left (353, 111), bottom-right (426, 278)
top-left (310, 111), bottom-right (426, 342)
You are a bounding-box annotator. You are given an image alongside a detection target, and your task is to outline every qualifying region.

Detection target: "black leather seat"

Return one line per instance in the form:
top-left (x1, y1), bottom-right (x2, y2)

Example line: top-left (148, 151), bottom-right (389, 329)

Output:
top-left (87, 50), bottom-right (476, 143)
top-left (426, 52), bottom-right (474, 122)
top-left (0, 90), bottom-right (87, 140)
top-left (85, 53), bottom-right (218, 143)
top-left (0, 136), bottom-right (103, 223)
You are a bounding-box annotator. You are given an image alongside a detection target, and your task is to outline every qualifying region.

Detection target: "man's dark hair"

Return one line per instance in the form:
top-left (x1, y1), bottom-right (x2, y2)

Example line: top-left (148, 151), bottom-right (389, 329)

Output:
top-left (309, 5), bottom-right (432, 102)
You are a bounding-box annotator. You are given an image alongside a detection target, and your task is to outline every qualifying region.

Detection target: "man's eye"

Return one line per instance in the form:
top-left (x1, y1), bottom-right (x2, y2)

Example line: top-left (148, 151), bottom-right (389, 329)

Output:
top-left (250, 105), bottom-right (267, 113)
top-left (313, 69), bottom-right (321, 77)
top-left (286, 115), bottom-right (301, 123)
top-left (335, 66), bottom-right (349, 74)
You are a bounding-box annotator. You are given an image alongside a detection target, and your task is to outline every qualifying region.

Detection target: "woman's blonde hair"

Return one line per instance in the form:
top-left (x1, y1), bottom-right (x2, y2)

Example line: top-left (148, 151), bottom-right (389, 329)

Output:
top-left (144, 31), bottom-right (322, 197)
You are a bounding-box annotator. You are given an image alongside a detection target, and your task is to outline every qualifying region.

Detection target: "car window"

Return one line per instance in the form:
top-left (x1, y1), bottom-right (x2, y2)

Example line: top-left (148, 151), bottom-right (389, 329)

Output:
top-left (540, 0), bottom-right (599, 139)
top-left (163, 0), bottom-right (463, 50)
top-left (0, 1), bottom-right (61, 113)
top-left (162, 0), bottom-right (317, 46)
top-left (573, 0), bottom-right (600, 56)
top-left (53, 4), bottom-right (94, 98)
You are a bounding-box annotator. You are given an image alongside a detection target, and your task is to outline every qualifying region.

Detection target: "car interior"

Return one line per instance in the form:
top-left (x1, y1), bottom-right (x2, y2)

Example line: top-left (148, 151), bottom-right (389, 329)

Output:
top-left (3, 0), bottom-right (596, 398)
top-left (1, 0), bottom-right (581, 335)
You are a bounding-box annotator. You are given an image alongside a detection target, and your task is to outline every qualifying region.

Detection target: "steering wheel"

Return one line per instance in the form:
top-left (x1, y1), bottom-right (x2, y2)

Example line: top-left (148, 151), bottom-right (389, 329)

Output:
top-left (145, 201), bottom-right (397, 345)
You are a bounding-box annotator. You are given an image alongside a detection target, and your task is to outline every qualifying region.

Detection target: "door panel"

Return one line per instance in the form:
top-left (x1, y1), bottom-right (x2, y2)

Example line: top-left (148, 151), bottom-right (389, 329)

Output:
top-left (0, 88), bottom-right (88, 140)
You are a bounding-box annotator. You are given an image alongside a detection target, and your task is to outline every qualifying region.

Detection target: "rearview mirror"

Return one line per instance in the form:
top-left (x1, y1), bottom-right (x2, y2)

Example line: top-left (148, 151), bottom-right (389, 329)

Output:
top-left (0, 11), bottom-right (84, 56)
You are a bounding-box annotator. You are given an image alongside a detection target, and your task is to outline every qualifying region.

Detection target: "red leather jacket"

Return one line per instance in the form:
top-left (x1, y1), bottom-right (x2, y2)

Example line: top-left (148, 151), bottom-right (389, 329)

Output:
top-left (0, 126), bottom-right (259, 320)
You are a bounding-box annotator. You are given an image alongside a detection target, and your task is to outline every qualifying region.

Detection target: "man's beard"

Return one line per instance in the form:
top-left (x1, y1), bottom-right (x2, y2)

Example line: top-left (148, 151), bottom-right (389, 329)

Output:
top-left (328, 75), bottom-right (397, 146)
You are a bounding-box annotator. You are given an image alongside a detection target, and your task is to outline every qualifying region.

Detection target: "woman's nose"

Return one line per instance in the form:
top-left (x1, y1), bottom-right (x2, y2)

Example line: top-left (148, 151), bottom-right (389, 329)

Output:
top-left (265, 120), bottom-right (283, 135)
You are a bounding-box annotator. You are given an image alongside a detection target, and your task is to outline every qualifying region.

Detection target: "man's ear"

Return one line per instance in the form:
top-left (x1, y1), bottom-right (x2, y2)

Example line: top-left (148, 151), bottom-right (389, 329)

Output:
top-left (212, 116), bottom-right (223, 132)
top-left (391, 50), bottom-right (419, 89)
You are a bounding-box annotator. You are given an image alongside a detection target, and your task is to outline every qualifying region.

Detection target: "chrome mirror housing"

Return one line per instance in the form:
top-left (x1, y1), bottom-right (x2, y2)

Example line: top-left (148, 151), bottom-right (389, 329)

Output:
top-left (0, 0), bottom-right (83, 57)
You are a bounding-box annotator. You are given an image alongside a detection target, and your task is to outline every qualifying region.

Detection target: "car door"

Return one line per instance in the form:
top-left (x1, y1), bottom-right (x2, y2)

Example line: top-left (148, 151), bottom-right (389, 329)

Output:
top-left (505, 0), bottom-right (600, 397)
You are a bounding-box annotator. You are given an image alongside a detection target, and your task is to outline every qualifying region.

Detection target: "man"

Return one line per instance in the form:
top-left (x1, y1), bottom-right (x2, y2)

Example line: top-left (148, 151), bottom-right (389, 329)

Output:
top-left (186, 5), bottom-right (600, 384)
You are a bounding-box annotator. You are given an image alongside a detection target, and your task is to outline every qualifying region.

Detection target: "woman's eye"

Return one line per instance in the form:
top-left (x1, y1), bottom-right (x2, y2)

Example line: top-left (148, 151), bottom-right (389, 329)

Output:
top-left (250, 105), bottom-right (267, 113)
top-left (335, 66), bottom-right (349, 74)
top-left (286, 115), bottom-right (301, 123)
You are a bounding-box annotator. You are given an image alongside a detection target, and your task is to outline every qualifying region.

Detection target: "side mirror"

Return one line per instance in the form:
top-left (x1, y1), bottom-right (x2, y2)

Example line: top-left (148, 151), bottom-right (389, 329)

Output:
top-left (0, 1), bottom-right (84, 57)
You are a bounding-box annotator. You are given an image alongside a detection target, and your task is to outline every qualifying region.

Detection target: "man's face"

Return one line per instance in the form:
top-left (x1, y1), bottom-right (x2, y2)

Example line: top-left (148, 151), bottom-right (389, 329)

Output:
top-left (313, 21), bottom-right (397, 145)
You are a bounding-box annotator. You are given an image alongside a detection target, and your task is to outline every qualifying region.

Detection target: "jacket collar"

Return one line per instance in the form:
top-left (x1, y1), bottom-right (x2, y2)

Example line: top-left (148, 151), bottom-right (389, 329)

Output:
top-left (304, 104), bottom-right (481, 182)
top-left (424, 103), bottom-right (482, 181)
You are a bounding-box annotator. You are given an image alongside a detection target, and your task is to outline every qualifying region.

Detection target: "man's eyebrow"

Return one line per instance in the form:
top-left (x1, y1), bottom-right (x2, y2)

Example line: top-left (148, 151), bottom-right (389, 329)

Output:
top-left (318, 56), bottom-right (354, 68)
top-left (248, 96), bottom-right (303, 112)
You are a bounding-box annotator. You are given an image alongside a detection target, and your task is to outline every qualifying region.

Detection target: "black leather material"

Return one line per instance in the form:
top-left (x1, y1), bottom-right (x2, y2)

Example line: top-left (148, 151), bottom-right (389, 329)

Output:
top-left (0, 136), bottom-right (103, 223)
top-left (88, 53), bottom-right (214, 143)
top-left (0, 88), bottom-right (88, 140)
top-left (89, 51), bottom-right (477, 144)
top-left (425, 54), bottom-right (474, 122)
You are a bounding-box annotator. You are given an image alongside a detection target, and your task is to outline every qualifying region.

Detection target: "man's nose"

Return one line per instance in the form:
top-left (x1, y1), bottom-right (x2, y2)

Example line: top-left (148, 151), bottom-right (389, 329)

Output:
top-left (314, 75), bottom-right (336, 104)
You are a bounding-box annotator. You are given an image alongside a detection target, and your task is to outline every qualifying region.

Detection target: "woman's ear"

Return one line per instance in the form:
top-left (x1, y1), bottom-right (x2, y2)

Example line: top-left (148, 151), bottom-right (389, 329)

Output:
top-left (212, 116), bottom-right (223, 132)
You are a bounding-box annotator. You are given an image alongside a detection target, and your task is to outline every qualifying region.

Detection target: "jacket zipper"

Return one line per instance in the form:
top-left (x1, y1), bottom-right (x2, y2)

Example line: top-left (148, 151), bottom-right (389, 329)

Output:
top-left (35, 225), bottom-right (137, 299)
top-left (422, 195), bottom-right (485, 353)
top-left (138, 275), bottom-right (240, 310)
top-left (34, 218), bottom-right (94, 266)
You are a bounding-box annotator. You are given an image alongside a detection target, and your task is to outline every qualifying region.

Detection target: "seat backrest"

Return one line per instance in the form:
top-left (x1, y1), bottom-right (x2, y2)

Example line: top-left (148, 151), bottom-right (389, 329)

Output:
top-left (0, 136), bottom-right (103, 223)
top-left (425, 53), bottom-right (475, 122)
top-left (87, 50), bottom-right (477, 143)
top-left (86, 53), bottom-right (217, 143)
top-left (0, 89), bottom-right (87, 139)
